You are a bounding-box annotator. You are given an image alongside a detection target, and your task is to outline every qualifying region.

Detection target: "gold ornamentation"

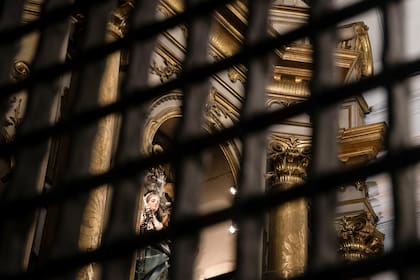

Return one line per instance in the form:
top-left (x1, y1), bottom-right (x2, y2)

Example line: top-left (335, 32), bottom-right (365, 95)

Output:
top-left (11, 61), bottom-right (30, 81)
top-left (227, 67), bottom-right (245, 83)
top-left (337, 22), bottom-right (374, 77)
top-left (337, 212), bottom-right (384, 261)
top-left (266, 135), bottom-right (311, 279)
top-left (268, 199), bottom-right (308, 279)
top-left (108, 0), bottom-right (135, 38)
top-left (204, 87), bottom-right (234, 129)
top-left (266, 135), bottom-right (311, 189)
top-left (266, 96), bottom-right (300, 109)
top-left (338, 122), bottom-right (387, 164)
top-left (150, 59), bottom-right (181, 83)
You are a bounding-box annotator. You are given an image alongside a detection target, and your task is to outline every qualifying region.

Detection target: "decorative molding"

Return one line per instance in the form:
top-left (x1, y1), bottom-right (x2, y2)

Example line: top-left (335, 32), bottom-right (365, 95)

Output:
top-left (22, 0), bottom-right (43, 23)
top-left (150, 58), bottom-right (181, 83)
top-left (338, 122), bottom-right (387, 164)
top-left (11, 61), bottom-right (30, 81)
top-left (204, 87), bottom-right (236, 129)
top-left (267, 73), bottom-right (310, 97)
top-left (227, 67), bottom-right (246, 84)
top-left (337, 22), bottom-right (374, 77)
top-left (336, 212), bottom-right (384, 261)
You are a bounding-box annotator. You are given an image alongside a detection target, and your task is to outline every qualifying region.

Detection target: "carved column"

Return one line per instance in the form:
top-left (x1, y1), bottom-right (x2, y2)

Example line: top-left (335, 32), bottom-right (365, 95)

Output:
top-left (266, 135), bottom-right (311, 279)
top-left (76, 2), bottom-right (133, 279)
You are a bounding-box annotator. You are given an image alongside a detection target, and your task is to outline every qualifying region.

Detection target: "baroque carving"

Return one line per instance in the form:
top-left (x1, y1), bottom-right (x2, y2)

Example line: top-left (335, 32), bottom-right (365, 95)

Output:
top-left (337, 22), bottom-right (374, 77)
top-left (227, 67), bottom-right (245, 84)
top-left (339, 179), bottom-right (369, 195)
top-left (266, 97), bottom-right (300, 109)
top-left (337, 212), bottom-right (384, 261)
top-left (2, 61), bottom-right (29, 143)
top-left (150, 59), bottom-right (181, 83)
top-left (266, 135), bottom-right (311, 189)
top-left (11, 61), bottom-right (30, 81)
top-left (204, 87), bottom-right (233, 130)
top-left (108, 0), bottom-right (135, 38)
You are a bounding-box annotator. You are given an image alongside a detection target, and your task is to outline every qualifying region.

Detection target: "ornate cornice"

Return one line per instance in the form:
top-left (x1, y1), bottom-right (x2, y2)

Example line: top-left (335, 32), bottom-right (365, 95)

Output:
top-left (338, 122), bottom-right (387, 164)
top-left (336, 212), bottom-right (384, 261)
top-left (266, 135), bottom-right (311, 189)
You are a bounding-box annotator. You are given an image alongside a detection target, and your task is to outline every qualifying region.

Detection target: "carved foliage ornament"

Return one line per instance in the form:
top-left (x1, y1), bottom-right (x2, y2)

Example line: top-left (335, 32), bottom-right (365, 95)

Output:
top-left (150, 59), bottom-right (181, 83)
top-left (266, 136), bottom-right (311, 189)
top-left (337, 212), bottom-right (384, 261)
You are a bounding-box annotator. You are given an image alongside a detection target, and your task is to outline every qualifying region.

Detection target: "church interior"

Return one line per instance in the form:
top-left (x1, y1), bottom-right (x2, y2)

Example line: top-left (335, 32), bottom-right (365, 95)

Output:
top-left (1, 0), bottom-right (420, 279)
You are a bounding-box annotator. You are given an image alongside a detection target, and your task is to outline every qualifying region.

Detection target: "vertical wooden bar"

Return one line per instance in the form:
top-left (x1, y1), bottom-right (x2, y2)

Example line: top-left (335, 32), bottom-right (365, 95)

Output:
top-left (0, 0), bottom-right (25, 119)
top-left (382, 2), bottom-right (419, 279)
top-left (307, 0), bottom-right (339, 270)
top-left (44, 2), bottom-right (117, 280)
top-left (235, 1), bottom-right (271, 280)
top-left (171, 0), bottom-right (212, 279)
top-left (101, 1), bottom-right (160, 279)
top-left (0, 0), bottom-right (72, 274)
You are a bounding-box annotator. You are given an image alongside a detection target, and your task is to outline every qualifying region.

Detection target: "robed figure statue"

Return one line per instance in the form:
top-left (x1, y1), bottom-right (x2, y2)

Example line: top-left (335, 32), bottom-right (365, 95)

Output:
top-left (135, 168), bottom-right (172, 280)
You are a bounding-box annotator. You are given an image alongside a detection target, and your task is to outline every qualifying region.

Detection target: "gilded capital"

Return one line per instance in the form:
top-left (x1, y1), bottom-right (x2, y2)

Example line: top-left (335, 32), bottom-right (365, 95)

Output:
top-left (266, 135), bottom-right (311, 189)
top-left (336, 212), bottom-right (384, 261)
top-left (108, 0), bottom-right (135, 39)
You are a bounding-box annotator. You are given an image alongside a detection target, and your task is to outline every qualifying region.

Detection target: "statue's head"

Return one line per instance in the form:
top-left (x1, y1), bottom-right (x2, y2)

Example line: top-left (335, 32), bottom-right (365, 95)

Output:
top-left (145, 191), bottom-right (160, 213)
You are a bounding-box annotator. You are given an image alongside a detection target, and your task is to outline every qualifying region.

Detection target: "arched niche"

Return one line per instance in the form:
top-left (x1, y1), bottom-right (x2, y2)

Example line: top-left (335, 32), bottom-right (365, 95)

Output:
top-left (141, 91), bottom-right (240, 279)
top-left (142, 91), bottom-right (241, 184)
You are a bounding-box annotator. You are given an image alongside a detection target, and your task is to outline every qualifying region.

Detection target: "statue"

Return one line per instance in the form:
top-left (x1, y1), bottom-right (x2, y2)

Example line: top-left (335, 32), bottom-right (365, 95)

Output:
top-left (135, 167), bottom-right (172, 280)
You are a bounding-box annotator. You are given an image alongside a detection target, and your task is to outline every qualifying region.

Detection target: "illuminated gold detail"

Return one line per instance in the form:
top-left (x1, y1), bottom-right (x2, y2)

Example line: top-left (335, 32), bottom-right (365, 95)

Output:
top-left (337, 22), bottom-right (374, 77)
top-left (77, 34), bottom-right (121, 279)
top-left (227, 66), bottom-right (246, 83)
top-left (108, 0), bottom-right (135, 39)
top-left (338, 122), bottom-right (387, 164)
top-left (11, 61), bottom-right (30, 81)
top-left (336, 212), bottom-right (384, 261)
top-left (266, 135), bottom-right (311, 279)
top-left (266, 135), bottom-right (311, 188)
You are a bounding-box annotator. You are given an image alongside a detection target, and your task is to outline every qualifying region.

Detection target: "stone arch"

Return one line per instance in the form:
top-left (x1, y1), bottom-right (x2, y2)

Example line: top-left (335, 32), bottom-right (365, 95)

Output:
top-left (142, 91), bottom-right (241, 184)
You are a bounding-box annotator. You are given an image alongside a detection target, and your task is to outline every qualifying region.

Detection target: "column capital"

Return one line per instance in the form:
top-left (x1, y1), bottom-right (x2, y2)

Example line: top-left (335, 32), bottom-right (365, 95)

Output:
top-left (266, 135), bottom-right (311, 189)
top-left (336, 212), bottom-right (384, 261)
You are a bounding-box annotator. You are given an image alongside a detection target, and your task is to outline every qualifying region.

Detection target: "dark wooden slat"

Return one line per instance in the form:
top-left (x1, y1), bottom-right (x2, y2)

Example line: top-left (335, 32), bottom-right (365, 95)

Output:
top-left (43, 1), bottom-right (117, 280)
top-left (0, 0), bottom-right (72, 274)
top-left (100, 1), bottom-right (160, 279)
top-left (307, 0), bottom-right (339, 270)
top-left (382, 2), bottom-right (419, 280)
top-left (170, 0), bottom-right (213, 279)
top-left (234, 1), bottom-right (271, 280)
